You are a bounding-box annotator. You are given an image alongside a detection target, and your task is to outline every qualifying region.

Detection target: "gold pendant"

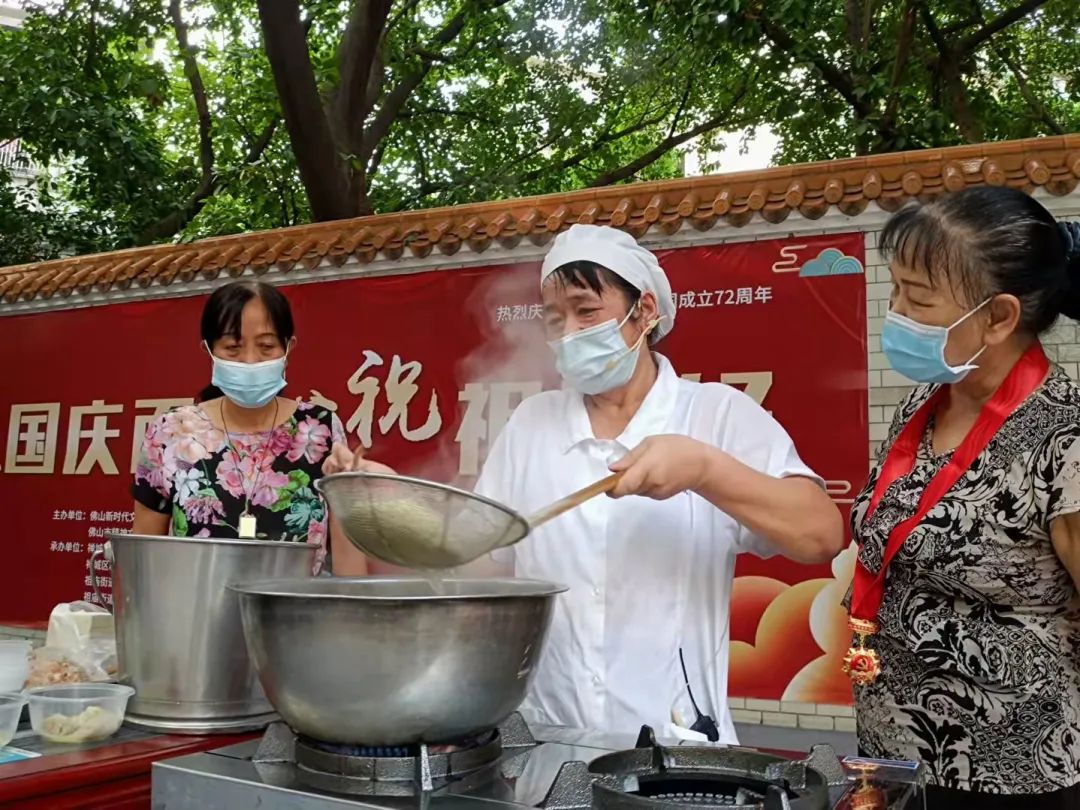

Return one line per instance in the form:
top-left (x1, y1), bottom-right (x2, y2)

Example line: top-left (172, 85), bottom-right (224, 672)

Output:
top-left (842, 617), bottom-right (881, 685)
top-left (239, 513), bottom-right (257, 539)
top-left (850, 780), bottom-right (886, 810)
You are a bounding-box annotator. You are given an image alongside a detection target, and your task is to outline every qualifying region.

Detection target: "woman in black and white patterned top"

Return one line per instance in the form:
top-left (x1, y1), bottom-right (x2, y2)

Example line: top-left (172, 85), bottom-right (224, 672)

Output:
top-left (848, 186), bottom-right (1080, 810)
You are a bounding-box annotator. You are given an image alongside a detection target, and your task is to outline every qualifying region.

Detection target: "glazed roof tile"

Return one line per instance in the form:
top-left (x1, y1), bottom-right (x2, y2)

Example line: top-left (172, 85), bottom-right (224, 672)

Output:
top-left (3, 135), bottom-right (1079, 306)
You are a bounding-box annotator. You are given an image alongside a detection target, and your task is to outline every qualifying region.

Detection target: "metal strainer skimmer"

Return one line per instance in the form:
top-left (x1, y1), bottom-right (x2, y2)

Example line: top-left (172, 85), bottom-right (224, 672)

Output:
top-left (316, 471), bottom-right (620, 570)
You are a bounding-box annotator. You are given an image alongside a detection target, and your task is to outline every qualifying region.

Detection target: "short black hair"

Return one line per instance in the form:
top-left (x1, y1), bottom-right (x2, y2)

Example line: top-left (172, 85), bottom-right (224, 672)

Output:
top-left (198, 281), bottom-right (294, 402)
top-left (547, 260), bottom-right (642, 306)
top-left (547, 260), bottom-right (664, 346)
top-left (880, 186), bottom-right (1080, 334)
top-left (201, 280), bottom-right (294, 346)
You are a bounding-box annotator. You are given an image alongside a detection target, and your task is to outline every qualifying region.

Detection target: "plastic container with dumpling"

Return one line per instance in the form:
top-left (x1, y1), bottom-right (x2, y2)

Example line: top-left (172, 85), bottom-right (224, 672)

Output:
top-left (25, 683), bottom-right (134, 743)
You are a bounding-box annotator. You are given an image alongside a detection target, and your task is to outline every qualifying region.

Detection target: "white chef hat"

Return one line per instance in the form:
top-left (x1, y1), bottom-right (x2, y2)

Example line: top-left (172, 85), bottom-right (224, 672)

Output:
top-left (540, 224), bottom-right (676, 339)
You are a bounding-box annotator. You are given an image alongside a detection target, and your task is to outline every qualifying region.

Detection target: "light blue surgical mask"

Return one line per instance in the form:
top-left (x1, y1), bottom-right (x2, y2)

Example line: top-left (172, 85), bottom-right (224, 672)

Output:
top-left (549, 306), bottom-right (659, 395)
top-left (206, 343), bottom-right (288, 409)
top-left (881, 300), bottom-right (989, 384)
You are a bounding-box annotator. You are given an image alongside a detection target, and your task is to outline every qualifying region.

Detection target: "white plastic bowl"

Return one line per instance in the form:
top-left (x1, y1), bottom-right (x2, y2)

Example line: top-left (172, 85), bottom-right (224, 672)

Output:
top-left (0, 693), bottom-right (24, 748)
top-left (0, 641), bottom-right (31, 692)
top-left (25, 683), bottom-right (134, 744)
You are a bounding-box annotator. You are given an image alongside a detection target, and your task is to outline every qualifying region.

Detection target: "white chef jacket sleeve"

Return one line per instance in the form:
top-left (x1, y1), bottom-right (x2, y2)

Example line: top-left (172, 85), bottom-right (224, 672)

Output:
top-left (696, 384), bottom-right (825, 558)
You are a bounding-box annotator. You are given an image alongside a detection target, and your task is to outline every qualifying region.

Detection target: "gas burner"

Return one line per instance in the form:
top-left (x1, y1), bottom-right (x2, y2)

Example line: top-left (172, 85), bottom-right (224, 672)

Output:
top-left (294, 728), bottom-right (503, 784)
top-left (296, 728), bottom-right (497, 761)
top-left (542, 727), bottom-right (844, 810)
top-left (253, 712), bottom-right (537, 798)
top-left (298, 739), bottom-right (413, 758)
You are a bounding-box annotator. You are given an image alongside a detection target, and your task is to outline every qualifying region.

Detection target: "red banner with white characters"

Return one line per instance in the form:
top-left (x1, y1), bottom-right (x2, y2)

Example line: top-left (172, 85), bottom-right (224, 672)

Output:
top-left (0, 234), bottom-right (866, 703)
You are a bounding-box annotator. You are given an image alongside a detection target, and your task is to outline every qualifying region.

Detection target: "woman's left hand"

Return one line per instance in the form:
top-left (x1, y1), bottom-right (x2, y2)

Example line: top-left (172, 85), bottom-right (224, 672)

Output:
top-left (608, 435), bottom-right (714, 500)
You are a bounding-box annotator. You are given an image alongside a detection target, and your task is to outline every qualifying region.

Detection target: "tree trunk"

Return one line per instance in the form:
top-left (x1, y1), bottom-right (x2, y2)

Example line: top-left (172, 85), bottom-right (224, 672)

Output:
top-left (940, 54), bottom-right (983, 142)
top-left (136, 119), bottom-right (280, 244)
top-left (255, 0), bottom-right (356, 221)
top-left (333, 0), bottom-right (395, 157)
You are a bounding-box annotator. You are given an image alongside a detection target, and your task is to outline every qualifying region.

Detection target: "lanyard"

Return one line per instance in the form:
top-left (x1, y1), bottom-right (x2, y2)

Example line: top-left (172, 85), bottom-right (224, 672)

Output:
top-left (219, 398), bottom-right (280, 538)
top-left (850, 342), bottom-right (1049, 623)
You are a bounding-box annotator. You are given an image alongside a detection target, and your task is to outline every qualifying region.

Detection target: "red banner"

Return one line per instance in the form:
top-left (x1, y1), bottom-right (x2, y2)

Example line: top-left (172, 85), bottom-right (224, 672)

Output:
top-left (0, 234), bottom-right (866, 702)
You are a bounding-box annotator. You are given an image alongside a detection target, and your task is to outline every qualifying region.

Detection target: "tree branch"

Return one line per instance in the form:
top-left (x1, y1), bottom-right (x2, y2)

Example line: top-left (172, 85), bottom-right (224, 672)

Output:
top-left (883, 0), bottom-right (917, 127)
top-left (404, 98), bottom-right (681, 206)
top-left (588, 113), bottom-right (736, 188)
top-left (666, 74), bottom-right (695, 138)
top-left (412, 132), bottom-right (430, 192)
top-left (844, 0), bottom-right (864, 51)
top-left (136, 118), bottom-right (279, 245)
top-left (398, 106), bottom-right (500, 126)
top-left (517, 107), bottom-right (676, 186)
top-left (957, 0), bottom-right (1050, 54)
top-left (169, 0), bottom-right (214, 184)
top-left (918, 2), bottom-right (983, 141)
top-left (359, 1), bottom-right (513, 164)
top-left (360, 71), bottom-right (430, 163)
top-left (397, 74), bottom-right (693, 208)
top-left (333, 0), bottom-right (395, 155)
top-left (366, 136), bottom-right (388, 184)
top-left (941, 12), bottom-right (983, 36)
top-left (362, 45), bottom-right (386, 124)
top-left (588, 80), bottom-right (752, 188)
top-left (83, 0), bottom-right (100, 77)
top-left (755, 16), bottom-right (873, 120)
top-left (244, 117), bottom-right (280, 164)
top-left (410, 47), bottom-right (454, 63)
top-left (917, 1), bottom-right (949, 52)
top-left (277, 181), bottom-right (289, 226)
top-left (404, 131), bottom-right (592, 206)
top-left (995, 45), bottom-right (1064, 134)
top-left (387, 0), bottom-right (424, 31)
top-left (256, 0), bottom-right (353, 221)
top-left (862, 0), bottom-right (878, 46)
top-left (963, 0), bottom-right (1062, 135)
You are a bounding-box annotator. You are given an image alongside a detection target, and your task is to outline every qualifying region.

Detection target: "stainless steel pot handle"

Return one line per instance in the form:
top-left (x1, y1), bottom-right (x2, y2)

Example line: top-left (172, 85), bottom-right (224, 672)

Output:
top-left (89, 541), bottom-right (113, 610)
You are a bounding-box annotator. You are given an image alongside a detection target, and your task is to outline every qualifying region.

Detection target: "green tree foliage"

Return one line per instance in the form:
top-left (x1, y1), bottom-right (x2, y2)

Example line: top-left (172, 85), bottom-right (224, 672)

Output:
top-left (0, 0), bottom-right (1076, 266)
top-left (648, 0), bottom-right (1080, 162)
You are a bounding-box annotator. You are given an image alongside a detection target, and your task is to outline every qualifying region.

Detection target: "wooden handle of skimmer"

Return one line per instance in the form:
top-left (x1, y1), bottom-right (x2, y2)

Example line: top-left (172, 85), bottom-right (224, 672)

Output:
top-left (526, 472), bottom-right (624, 530)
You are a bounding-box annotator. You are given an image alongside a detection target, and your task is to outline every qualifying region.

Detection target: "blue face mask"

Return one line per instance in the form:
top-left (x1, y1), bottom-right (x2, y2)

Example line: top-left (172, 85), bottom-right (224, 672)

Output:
top-left (206, 343), bottom-right (288, 409)
top-left (881, 300), bottom-right (989, 384)
top-left (549, 306), bottom-right (659, 396)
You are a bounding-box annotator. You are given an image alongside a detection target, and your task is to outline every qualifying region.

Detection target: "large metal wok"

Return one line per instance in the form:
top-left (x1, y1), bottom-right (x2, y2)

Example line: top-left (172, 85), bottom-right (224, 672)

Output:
top-left (229, 576), bottom-right (565, 745)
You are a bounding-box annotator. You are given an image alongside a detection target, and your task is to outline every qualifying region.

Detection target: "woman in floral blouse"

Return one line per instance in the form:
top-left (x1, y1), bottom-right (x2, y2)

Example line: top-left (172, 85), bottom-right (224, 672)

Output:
top-left (132, 280), bottom-right (361, 575)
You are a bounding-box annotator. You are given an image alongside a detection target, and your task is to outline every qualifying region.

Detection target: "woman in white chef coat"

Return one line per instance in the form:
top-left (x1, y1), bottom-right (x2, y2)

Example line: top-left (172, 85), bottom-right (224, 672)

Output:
top-left (326, 225), bottom-right (844, 741)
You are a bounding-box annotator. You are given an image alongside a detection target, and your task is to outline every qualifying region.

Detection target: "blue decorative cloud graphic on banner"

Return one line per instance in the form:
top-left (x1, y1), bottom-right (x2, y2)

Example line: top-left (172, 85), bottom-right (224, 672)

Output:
top-left (799, 248), bottom-right (864, 277)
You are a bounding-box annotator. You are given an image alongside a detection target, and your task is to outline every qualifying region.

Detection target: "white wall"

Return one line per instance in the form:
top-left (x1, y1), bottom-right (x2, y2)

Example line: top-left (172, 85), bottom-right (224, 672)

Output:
top-left (1, 5), bottom-right (38, 188)
top-left (0, 4), bottom-right (26, 30)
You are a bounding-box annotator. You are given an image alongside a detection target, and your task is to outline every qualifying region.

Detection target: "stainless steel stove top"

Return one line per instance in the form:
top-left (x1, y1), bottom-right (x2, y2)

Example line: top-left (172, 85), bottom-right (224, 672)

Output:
top-left (152, 719), bottom-right (926, 810)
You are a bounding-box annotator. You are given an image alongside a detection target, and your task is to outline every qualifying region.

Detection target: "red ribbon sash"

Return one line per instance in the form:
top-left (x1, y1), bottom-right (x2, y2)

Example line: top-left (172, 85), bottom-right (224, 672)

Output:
top-left (849, 342), bottom-right (1050, 623)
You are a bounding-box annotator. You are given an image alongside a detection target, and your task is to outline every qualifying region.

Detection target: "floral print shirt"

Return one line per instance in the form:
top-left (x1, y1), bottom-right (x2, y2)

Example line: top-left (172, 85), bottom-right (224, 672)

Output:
top-left (132, 400), bottom-right (345, 574)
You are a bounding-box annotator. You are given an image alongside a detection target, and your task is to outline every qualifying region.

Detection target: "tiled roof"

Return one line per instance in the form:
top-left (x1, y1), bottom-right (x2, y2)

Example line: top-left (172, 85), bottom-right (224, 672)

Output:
top-left (3, 134), bottom-right (1079, 306)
